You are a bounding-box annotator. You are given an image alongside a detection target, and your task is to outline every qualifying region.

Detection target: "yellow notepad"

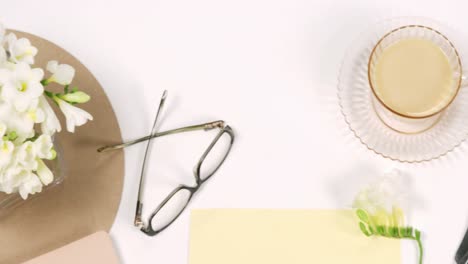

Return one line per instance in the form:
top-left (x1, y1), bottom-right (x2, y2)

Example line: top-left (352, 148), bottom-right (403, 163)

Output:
top-left (189, 209), bottom-right (400, 264)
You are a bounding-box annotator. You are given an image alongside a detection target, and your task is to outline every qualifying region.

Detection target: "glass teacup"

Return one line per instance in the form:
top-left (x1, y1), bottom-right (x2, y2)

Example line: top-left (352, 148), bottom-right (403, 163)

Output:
top-left (368, 25), bottom-right (464, 134)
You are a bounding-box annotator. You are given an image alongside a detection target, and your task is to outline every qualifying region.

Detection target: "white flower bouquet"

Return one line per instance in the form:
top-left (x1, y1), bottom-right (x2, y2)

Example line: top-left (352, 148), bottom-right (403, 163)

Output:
top-left (0, 22), bottom-right (92, 199)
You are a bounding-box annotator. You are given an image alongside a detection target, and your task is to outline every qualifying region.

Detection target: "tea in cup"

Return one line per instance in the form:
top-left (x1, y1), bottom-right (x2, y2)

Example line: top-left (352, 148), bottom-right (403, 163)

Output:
top-left (368, 25), bottom-right (463, 133)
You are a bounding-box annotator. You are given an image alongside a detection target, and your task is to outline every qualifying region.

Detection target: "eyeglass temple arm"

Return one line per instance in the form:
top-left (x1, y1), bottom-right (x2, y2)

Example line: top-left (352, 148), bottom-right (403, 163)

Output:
top-left (97, 120), bottom-right (225, 153)
top-left (135, 90), bottom-right (168, 229)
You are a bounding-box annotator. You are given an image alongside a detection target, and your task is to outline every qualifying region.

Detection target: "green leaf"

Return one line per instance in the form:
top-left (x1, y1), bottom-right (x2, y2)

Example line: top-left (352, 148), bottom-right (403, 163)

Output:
top-left (356, 209), bottom-right (370, 224)
top-left (64, 85), bottom-right (69, 94)
top-left (359, 222), bottom-right (372, 237)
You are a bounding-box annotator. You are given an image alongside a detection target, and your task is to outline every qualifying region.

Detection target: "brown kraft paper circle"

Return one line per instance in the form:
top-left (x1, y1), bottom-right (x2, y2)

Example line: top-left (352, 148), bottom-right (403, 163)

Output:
top-left (0, 30), bottom-right (125, 263)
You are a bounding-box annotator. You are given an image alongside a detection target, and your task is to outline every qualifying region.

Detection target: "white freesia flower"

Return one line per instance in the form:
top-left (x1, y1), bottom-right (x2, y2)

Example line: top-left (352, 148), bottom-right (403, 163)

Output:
top-left (0, 23), bottom-right (5, 68)
top-left (0, 166), bottom-right (22, 194)
top-left (36, 159), bottom-right (53, 185)
top-left (0, 47), bottom-right (6, 68)
top-left (0, 122), bottom-right (6, 137)
top-left (0, 62), bottom-right (44, 112)
top-left (55, 97), bottom-right (93, 132)
top-left (15, 141), bottom-right (38, 171)
top-left (17, 170), bottom-right (42, 199)
top-left (355, 169), bottom-right (407, 205)
top-left (46, 60), bottom-right (75, 85)
top-left (0, 23), bottom-right (6, 67)
top-left (0, 22), bottom-right (5, 43)
top-left (26, 99), bottom-right (45, 124)
top-left (0, 139), bottom-right (14, 170)
top-left (353, 169), bottom-right (423, 264)
top-left (38, 96), bottom-right (61, 135)
top-left (353, 169), bottom-right (408, 227)
top-left (33, 134), bottom-right (54, 160)
top-left (0, 102), bottom-right (35, 141)
top-left (5, 33), bottom-right (38, 65)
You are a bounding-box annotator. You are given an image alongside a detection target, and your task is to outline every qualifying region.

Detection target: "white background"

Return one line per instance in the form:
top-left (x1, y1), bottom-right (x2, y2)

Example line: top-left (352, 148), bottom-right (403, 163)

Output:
top-left (4, 1), bottom-right (468, 263)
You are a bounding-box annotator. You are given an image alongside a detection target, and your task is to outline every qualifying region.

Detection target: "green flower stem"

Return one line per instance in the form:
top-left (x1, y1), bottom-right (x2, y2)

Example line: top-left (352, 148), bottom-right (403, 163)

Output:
top-left (43, 85), bottom-right (90, 105)
top-left (376, 230), bottom-right (423, 264)
top-left (356, 209), bottom-right (424, 264)
top-left (412, 233), bottom-right (423, 264)
top-left (375, 228), bottom-right (423, 264)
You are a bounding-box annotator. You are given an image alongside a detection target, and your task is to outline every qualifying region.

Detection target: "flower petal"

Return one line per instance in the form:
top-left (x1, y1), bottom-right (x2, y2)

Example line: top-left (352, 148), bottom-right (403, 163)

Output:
top-left (46, 60), bottom-right (58, 73)
top-left (57, 98), bottom-right (93, 132)
top-left (39, 96), bottom-right (61, 135)
top-left (0, 122), bottom-right (6, 138)
top-left (33, 134), bottom-right (54, 159)
top-left (36, 159), bottom-right (53, 185)
top-left (51, 63), bottom-right (75, 85)
top-left (0, 22), bottom-right (5, 43)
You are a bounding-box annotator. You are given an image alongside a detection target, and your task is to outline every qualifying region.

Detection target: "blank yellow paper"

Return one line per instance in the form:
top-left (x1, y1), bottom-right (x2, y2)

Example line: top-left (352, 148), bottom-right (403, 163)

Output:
top-left (189, 209), bottom-right (400, 264)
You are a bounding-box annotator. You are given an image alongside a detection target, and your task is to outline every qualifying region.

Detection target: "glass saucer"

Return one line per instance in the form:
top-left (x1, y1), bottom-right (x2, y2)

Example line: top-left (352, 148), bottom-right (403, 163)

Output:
top-left (338, 17), bottom-right (468, 162)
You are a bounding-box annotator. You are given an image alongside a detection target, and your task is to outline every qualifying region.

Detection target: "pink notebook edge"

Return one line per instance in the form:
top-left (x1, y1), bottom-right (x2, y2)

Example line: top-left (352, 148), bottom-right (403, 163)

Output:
top-left (22, 231), bottom-right (121, 264)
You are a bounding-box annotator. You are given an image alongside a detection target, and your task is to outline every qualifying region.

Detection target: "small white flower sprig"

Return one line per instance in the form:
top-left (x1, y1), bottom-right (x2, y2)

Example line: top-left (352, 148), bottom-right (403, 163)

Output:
top-left (353, 169), bottom-right (423, 264)
top-left (0, 22), bottom-right (93, 199)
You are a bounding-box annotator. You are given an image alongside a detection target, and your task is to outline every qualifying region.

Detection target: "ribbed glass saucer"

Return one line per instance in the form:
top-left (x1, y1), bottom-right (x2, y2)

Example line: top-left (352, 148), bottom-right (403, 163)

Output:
top-left (338, 17), bottom-right (468, 162)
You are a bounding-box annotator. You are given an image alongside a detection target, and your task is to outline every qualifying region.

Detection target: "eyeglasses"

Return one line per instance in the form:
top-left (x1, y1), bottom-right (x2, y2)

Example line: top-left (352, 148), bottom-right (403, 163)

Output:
top-left (97, 91), bottom-right (235, 236)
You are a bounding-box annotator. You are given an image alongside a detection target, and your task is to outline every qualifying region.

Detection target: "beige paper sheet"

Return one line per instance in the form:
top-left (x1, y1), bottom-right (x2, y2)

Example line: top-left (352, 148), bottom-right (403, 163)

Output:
top-left (190, 209), bottom-right (401, 264)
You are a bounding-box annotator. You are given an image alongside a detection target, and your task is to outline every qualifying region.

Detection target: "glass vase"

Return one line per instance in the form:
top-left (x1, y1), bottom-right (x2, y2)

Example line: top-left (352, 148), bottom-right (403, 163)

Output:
top-left (0, 139), bottom-right (66, 217)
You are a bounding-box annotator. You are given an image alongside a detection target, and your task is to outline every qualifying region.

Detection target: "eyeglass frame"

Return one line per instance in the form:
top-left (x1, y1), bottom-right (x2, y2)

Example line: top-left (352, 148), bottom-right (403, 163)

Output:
top-left (97, 90), bottom-right (235, 236)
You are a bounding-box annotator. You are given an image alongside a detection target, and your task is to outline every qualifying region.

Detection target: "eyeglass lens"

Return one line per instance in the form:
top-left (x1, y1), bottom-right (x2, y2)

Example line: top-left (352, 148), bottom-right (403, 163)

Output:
top-left (199, 131), bottom-right (233, 182)
top-left (148, 129), bottom-right (233, 234)
top-left (150, 187), bottom-right (193, 232)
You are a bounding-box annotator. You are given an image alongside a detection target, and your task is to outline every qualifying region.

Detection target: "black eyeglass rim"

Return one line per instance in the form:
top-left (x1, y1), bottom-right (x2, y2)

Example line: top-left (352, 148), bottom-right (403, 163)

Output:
top-left (142, 185), bottom-right (196, 236)
top-left (195, 126), bottom-right (235, 184)
top-left (141, 126), bottom-right (235, 236)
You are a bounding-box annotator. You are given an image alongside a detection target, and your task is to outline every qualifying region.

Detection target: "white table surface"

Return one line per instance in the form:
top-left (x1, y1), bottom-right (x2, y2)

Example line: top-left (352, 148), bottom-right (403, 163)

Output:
top-left (4, 1), bottom-right (468, 263)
